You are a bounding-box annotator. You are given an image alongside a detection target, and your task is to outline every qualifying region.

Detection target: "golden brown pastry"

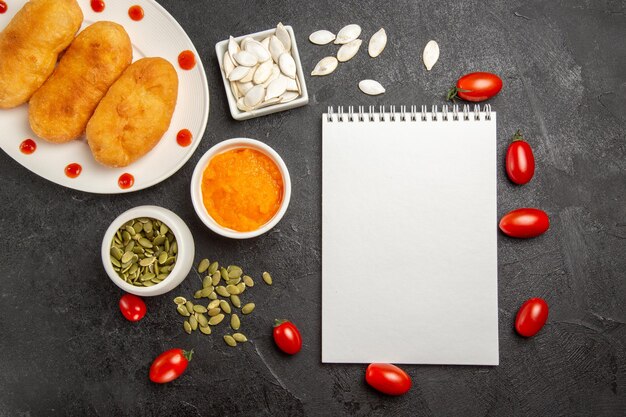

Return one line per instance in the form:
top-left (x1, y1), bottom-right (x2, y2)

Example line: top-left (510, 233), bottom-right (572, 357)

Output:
top-left (29, 22), bottom-right (132, 143)
top-left (86, 57), bottom-right (179, 168)
top-left (0, 0), bottom-right (83, 109)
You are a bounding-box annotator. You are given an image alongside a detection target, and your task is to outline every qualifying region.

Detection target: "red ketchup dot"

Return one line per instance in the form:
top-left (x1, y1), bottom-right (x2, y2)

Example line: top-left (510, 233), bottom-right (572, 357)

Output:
top-left (176, 129), bottom-right (193, 147)
top-left (118, 173), bottom-right (135, 189)
top-left (178, 50), bottom-right (196, 70)
top-left (19, 139), bottom-right (37, 155)
top-left (0, 1), bottom-right (7, 14)
top-left (90, 0), bottom-right (105, 12)
top-left (128, 5), bottom-right (144, 21)
top-left (65, 163), bottom-right (82, 178)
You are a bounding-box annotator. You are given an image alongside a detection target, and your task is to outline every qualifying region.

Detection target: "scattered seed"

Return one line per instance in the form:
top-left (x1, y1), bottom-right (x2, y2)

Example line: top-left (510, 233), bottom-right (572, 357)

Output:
top-left (211, 272), bottom-right (221, 286)
top-left (216, 286), bottom-right (230, 297)
top-left (219, 300), bottom-right (232, 314)
top-left (189, 315), bottom-right (198, 330)
top-left (262, 271), bottom-right (273, 285)
top-left (220, 267), bottom-right (229, 280)
top-left (198, 258), bottom-right (210, 273)
top-left (224, 335), bottom-right (237, 347)
top-left (199, 325), bottom-right (212, 335)
top-left (209, 314), bottom-right (225, 325)
top-left (203, 276), bottom-right (213, 288)
top-left (208, 307), bottom-right (221, 317)
top-left (193, 290), bottom-right (203, 299)
top-left (226, 284), bottom-right (240, 295)
top-left (208, 291), bottom-right (218, 300)
top-left (177, 305), bottom-right (190, 317)
top-left (208, 261), bottom-right (219, 275)
top-left (242, 303), bottom-right (255, 315)
top-left (228, 266), bottom-right (243, 278)
top-left (193, 305), bottom-right (207, 314)
top-left (185, 301), bottom-right (194, 315)
top-left (230, 295), bottom-right (241, 308)
top-left (184, 320), bottom-right (192, 334)
top-left (233, 333), bottom-right (248, 343)
top-left (243, 275), bottom-right (254, 287)
top-left (230, 313), bottom-right (241, 330)
top-left (208, 299), bottom-right (221, 309)
top-left (236, 283), bottom-right (246, 294)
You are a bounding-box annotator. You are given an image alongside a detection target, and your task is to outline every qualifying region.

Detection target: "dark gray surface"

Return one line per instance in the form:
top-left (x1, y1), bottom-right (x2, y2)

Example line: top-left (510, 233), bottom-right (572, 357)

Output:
top-left (1, 0), bottom-right (625, 416)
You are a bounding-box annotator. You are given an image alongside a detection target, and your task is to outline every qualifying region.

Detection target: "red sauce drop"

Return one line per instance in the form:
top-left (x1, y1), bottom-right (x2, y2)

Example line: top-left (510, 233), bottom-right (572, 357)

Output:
top-left (128, 5), bottom-right (144, 21)
top-left (90, 0), bottom-right (105, 13)
top-left (65, 163), bottom-right (82, 178)
top-left (178, 50), bottom-right (196, 70)
top-left (176, 129), bottom-right (193, 147)
top-left (0, 1), bottom-right (7, 14)
top-left (19, 139), bottom-right (37, 155)
top-left (118, 173), bottom-right (135, 189)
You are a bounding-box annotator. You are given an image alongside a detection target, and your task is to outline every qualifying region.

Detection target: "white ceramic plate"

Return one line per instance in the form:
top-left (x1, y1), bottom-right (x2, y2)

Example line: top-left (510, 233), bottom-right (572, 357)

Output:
top-left (0, 0), bottom-right (209, 193)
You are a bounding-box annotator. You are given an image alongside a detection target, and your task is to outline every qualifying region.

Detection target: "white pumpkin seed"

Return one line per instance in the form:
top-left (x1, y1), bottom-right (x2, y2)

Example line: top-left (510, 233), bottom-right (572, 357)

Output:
top-left (358, 79), bottom-right (386, 95)
top-left (230, 81), bottom-right (240, 99)
top-left (422, 40), bottom-right (440, 71)
top-left (240, 36), bottom-right (255, 50)
top-left (280, 91), bottom-right (300, 103)
top-left (228, 66), bottom-right (250, 82)
top-left (228, 36), bottom-right (240, 61)
top-left (233, 50), bottom-right (258, 67)
top-left (284, 76), bottom-right (299, 92)
top-left (261, 36), bottom-right (270, 50)
top-left (238, 81), bottom-right (254, 94)
top-left (278, 52), bottom-right (296, 79)
top-left (244, 84), bottom-right (265, 108)
top-left (223, 52), bottom-right (235, 77)
top-left (265, 75), bottom-right (287, 100)
top-left (309, 30), bottom-right (335, 45)
top-left (239, 64), bottom-right (257, 83)
top-left (311, 56), bottom-right (338, 76)
top-left (245, 39), bottom-right (271, 62)
top-left (253, 59), bottom-right (273, 84)
top-left (262, 64), bottom-right (281, 88)
top-left (275, 22), bottom-right (291, 52)
top-left (368, 28), bottom-right (387, 58)
top-left (335, 24), bottom-right (361, 44)
top-left (337, 39), bottom-right (362, 62)
top-left (236, 97), bottom-right (253, 112)
top-left (269, 35), bottom-right (285, 63)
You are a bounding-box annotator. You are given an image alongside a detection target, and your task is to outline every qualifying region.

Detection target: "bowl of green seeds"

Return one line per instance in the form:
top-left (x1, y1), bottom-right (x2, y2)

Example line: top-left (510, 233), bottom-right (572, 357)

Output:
top-left (102, 206), bottom-right (195, 296)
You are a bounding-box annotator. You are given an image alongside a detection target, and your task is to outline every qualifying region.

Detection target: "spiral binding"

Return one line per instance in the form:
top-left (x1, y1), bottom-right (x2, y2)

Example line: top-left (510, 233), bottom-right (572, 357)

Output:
top-left (326, 104), bottom-right (492, 122)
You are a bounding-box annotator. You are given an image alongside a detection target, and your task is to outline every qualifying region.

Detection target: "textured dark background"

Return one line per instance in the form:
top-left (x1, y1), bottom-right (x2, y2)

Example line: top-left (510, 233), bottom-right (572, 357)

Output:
top-left (1, 0), bottom-right (625, 416)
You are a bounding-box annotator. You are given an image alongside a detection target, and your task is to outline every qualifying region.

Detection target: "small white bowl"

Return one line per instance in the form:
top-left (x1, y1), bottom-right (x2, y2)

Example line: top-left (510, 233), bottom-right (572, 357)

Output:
top-left (190, 138), bottom-right (291, 239)
top-left (101, 206), bottom-right (195, 296)
top-left (215, 25), bottom-right (309, 121)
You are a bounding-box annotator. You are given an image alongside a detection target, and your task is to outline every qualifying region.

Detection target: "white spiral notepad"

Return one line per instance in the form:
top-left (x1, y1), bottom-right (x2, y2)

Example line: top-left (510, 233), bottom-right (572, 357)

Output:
top-left (322, 105), bottom-right (499, 365)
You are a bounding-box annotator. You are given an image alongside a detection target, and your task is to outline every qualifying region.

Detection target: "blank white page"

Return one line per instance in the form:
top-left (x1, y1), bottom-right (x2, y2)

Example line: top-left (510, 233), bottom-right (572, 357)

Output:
top-left (322, 110), bottom-right (498, 365)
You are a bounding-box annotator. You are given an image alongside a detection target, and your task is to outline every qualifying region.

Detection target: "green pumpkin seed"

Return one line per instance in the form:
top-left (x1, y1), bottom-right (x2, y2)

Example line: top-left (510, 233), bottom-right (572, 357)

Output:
top-left (198, 258), bottom-right (210, 273)
top-left (144, 221), bottom-right (153, 233)
top-left (223, 335), bottom-right (237, 347)
top-left (157, 273), bottom-right (169, 281)
top-left (189, 315), bottom-right (198, 330)
top-left (121, 251), bottom-right (134, 264)
top-left (202, 276), bottom-right (213, 288)
top-left (236, 283), bottom-right (246, 294)
top-left (209, 314), bottom-right (225, 325)
top-left (220, 267), bottom-right (229, 280)
top-left (177, 305), bottom-right (190, 316)
top-left (193, 305), bottom-right (207, 313)
top-left (208, 299), bottom-right (221, 309)
top-left (208, 261), bottom-right (219, 275)
top-left (199, 325), bottom-right (212, 335)
top-left (158, 252), bottom-right (168, 264)
top-left (230, 313), bottom-right (240, 330)
top-left (128, 263), bottom-right (139, 275)
top-left (174, 296), bottom-right (186, 305)
top-left (208, 308), bottom-right (221, 317)
top-left (153, 235), bottom-right (166, 246)
top-left (142, 280), bottom-right (156, 287)
top-left (243, 275), bottom-right (254, 287)
top-left (193, 290), bottom-right (203, 299)
top-left (132, 246), bottom-right (143, 254)
top-left (196, 313), bottom-right (209, 327)
top-left (160, 224), bottom-right (169, 235)
top-left (111, 258), bottom-right (121, 268)
top-left (230, 295), bottom-right (241, 308)
top-left (110, 246), bottom-right (123, 260)
top-left (170, 241), bottom-right (178, 254)
top-left (139, 257), bottom-right (155, 267)
top-left (211, 272), bottom-right (221, 286)
top-left (262, 271), bottom-right (272, 285)
top-left (216, 286), bottom-right (230, 297)
top-left (125, 225), bottom-right (136, 236)
top-left (140, 273), bottom-right (156, 282)
top-left (138, 238), bottom-right (153, 248)
top-left (226, 284), bottom-right (240, 295)
top-left (233, 333), bottom-right (247, 343)
top-left (241, 303), bottom-right (255, 315)
top-left (219, 300), bottom-right (232, 314)
top-left (184, 320), bottom-right (192, 334)
top-left (228, 266), bottom-right (243, 279)
top-left (133, 222), bottom-right (143, 233)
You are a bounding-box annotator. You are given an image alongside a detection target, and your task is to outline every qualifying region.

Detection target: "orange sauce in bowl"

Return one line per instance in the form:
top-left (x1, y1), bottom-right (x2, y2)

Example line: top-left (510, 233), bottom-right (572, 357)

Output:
top-left (201, 148), bottom-right (284, 232)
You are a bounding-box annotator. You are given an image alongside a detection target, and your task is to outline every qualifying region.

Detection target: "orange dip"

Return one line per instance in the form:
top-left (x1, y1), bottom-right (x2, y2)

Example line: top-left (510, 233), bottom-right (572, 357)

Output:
top-left (201, 148), bottom-right (284, 232)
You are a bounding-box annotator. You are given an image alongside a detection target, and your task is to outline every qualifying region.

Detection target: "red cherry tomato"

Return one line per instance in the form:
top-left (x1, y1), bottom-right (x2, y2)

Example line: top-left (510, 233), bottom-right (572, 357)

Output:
top-left (506, 130), bottom-right (535, 185)
top-left (119, 294), bottom-right (146, 322)
top-left (515, 298), bottom-right (549, 337)
top-left (273, 319), bottom-right (302, 355)
top-left (499, 208), bottom-right (549, 238)
top-left (365, 363), bottom-right (412, 396)
top-left (149, 348), bottom-right (193, 383)
top-left (448, 72), bottom-right (503, 102)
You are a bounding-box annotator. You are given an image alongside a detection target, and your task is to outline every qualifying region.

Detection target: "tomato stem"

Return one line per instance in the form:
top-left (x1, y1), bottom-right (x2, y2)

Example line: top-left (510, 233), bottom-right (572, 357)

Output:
top-left (274, 319), bottom-right (289, 327)
top-left (512, 129), bottom-right (525, 142)
top-left (446, 87), bottom-right (472, 102)
top-left (182, 349), bottom-right (194, 362)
